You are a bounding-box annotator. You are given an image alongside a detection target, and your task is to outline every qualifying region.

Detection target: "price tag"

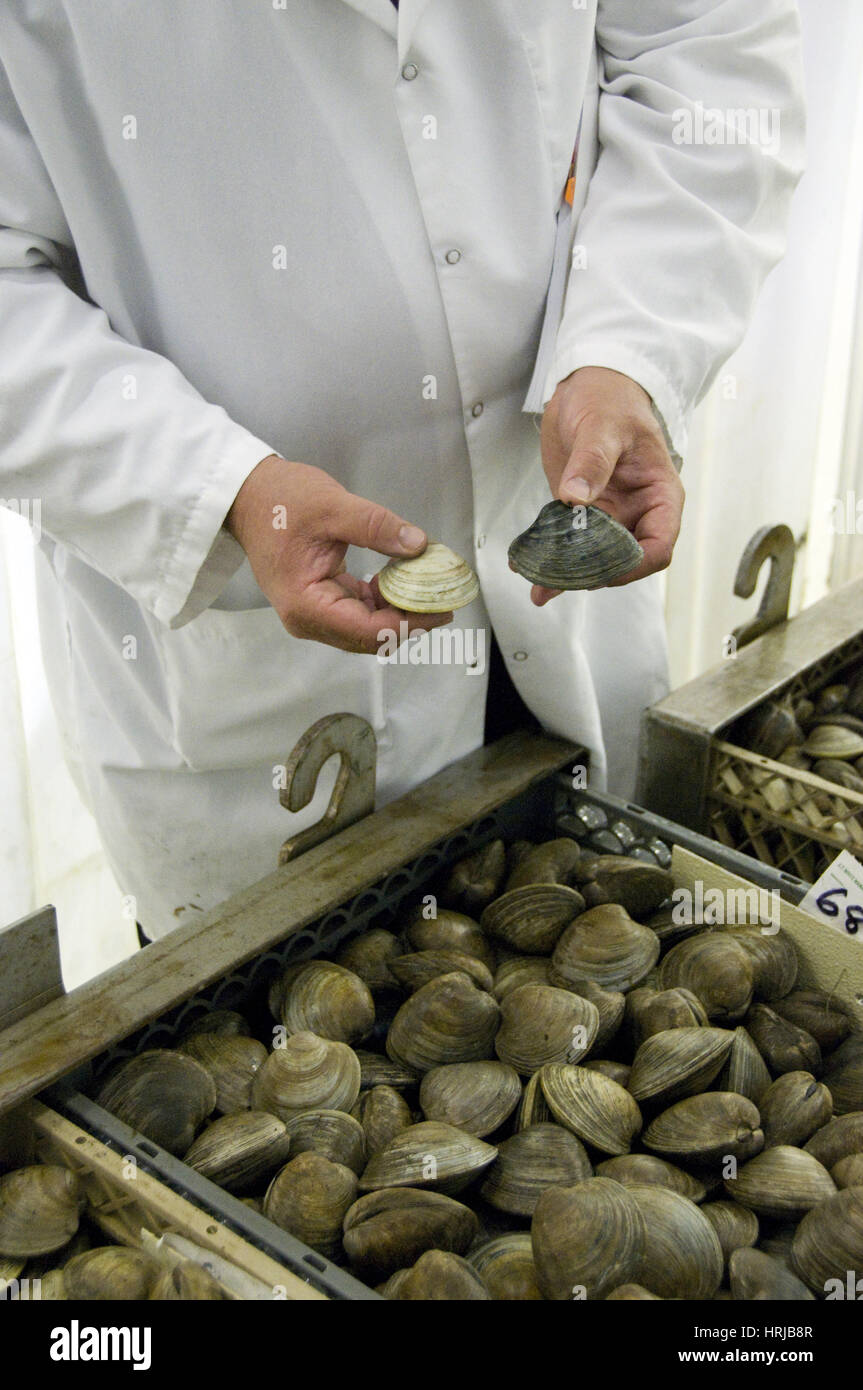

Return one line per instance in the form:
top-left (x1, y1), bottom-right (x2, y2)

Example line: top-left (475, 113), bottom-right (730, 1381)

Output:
top-left (798, 849), bottom-right (863, 941)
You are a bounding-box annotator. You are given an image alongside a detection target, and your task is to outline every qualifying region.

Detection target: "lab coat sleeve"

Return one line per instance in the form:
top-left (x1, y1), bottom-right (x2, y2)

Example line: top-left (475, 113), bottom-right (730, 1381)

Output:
top-left (0, 59), bottom-right (276, 628)
top-left (545, 0), bottom-right (806, 457)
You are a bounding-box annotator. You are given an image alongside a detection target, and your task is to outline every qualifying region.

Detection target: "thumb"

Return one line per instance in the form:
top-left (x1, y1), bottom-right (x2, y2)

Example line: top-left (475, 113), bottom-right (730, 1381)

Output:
top-left (332, 491), bottom-right (427, 559)
top-left (557, 418), bottom-right (621, 506)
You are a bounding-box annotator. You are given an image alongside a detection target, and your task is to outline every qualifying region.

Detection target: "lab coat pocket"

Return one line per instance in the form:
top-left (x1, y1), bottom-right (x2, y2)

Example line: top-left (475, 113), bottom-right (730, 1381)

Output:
top-left (148, 604), bottom-right (388, 774)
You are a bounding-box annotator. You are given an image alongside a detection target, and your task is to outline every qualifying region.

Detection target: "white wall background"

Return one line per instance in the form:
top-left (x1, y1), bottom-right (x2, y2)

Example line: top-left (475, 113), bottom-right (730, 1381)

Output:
top-left (1, 0), bottom-right (862, 986)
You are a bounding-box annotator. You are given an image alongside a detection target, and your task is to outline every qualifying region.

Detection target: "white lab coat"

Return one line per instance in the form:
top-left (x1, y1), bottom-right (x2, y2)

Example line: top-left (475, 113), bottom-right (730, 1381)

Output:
top-left (0, 1), bottom-right (804, 936)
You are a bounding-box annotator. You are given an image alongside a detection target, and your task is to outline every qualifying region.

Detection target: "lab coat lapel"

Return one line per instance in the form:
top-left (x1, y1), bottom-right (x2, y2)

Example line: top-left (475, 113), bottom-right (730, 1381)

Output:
top-left (338, 0), bottom-right (398, 39)
top-left (395, 0), bottom-right (435, 60)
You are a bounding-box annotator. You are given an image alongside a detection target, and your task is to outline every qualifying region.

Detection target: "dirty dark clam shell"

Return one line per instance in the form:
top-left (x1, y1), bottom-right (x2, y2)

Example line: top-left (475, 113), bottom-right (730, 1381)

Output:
top-left (507, 501), bottom-right (643, 590)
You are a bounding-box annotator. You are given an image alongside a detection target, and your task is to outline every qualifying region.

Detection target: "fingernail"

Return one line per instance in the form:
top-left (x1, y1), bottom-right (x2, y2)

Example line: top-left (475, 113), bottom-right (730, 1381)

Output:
top-left (565, 477), bottom-right (593, 503)
top-left (398, 525), bottom-right (426, 551)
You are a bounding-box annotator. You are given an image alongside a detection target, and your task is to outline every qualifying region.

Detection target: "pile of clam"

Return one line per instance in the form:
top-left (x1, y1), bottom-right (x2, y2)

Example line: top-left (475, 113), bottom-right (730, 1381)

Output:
top-left (735, 671), bottom-right (863, 870)
top-left (85, 835), bottom-right (863, 1301)
top-left (0, 1165), bottom-right (229, 1299)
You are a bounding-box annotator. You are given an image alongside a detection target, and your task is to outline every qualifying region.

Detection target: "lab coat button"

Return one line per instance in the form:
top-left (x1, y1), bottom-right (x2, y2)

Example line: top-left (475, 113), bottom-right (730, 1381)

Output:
top-left (476, 534), bottom-right (486, 549)
top-left (513, 651), bottom-right (528, 662)
top-left (445, 249), bottom-right (462, 265)
top-left (402, 62), bottom-right (419, 81)
top-left (471, 402), bottom-right (484, 418)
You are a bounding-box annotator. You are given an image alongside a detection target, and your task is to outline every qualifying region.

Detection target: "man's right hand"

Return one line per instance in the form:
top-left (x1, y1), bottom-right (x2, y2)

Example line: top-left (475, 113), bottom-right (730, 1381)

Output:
top-left (225, 455), bottom-right (452, 654)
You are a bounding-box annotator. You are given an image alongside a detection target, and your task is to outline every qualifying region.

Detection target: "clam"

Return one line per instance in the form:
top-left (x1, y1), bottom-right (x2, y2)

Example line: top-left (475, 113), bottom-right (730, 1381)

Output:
top-left (719, 926), bottom-right (797, 1001)
top-left (822, 1035), bottom-right (863, 1113)
top-left (719, 1027), bottom-right (772, 1106)
top-left (504, 838), bottom-right (583, 890)
top-left (802, 724), bottom-right (863, 759)
top-left (605, 1283), bottom-right (661, 1300)
top-left (178, 1034), bottom-right (268, 1115)
top-left (846, 670), bottom-right (863, 717)
top-left (377, 541), bottom-right (479, 613)
top-left (442, 839), bottom-right (507, 913)
top-left (506, 840), bottom-right (535, 873)
top-left (760, 1072), bottom-right (833, 1149)
top-left (481, 884), bottom-right (585, 954)
top-left (627, 1185), bottom-right (724, 1300)
top-left (583, 1059), bottom-right (631, 1087)
top-left (644, 906), bottom-right (702, 949)
top-left (265, 1152), bottom-right (358, 1258)
top-left (351, 1086), bottom-right (413, 1158)
top-left (386, 972), bottom-right (500, 1073)
top-left (507, 500), bottom-right (643, 590)
top-left (729, 1247), bottom-right (814, 1301)
top-left (745, 1005), bottom-right (821, 1076)
top-left (0, 1254), bottom-right (24, 1281)
top-left (494, 984), bottom-right (599, 1075)
top-left (644, 1092), bottom-right (764, 1164)
top-left (404, 910), bottom-right (495, 970)
top-left (628, 988), bottom-right (708, 1047)
top-left (595, 1155), bottom-right (705, 1204)
top-left (549, 904), bottom-right (660, 993)
top-left (469, 1234), bottom-right (542, 1300)
top-left (628, 1027), bottom-right (735, 1106)
top-left (419, 1061), bottom-right (521, 1137)
top-left (791, 1187), bottom-right (863, 1293)
top-left (150, 1262), bottom-right (229, 1300)
top-left (659, 934), bottom-right (755, 1022)
top-left (272, 961), bottom-right (375, 1046)
top-left (700, 1200), bottom-right (759, 1264)
top-left (382, 1249), bottom-right (491, 1300)
top-left (804, 1111), bottom-right (863, 1168)
top-left (342, 1188), bottom-right (478, 1282)
top-left (63, 1247), bottom-right (161, 1301)
top-left (831, 1153), bottom-right (863, 1188)
top-left (812, 758), bottom-right (863, 793)
top-left (334, 929), bottom-right (403, 997)
top-left (759, 1224), bottom-right (798, 1269)
top-left (738, 698), bottom-right (802, 760)
top-left (355, 1050), bottom-right (420, 1091)
top-left (389, 949), bottom-right (494, 995)
top-left (541, 1065), bottom-right (642, 1155)
top-left (726, 1145), bottom-right (836, 1218)
top-left (531, 1176), bottom-right (647, 1300)
top-left (251, 1032), bottom-right (361, 1121)
top-left (95, 1050), bottom-right (217, 1155)
top-left (563, 980), bottom-right (625, 1052)
top-left (480, 1123), bottom-right (592, 1216)
top-left (577, 857), bottom-right (674, 920)
top-left (0, 1167), bottom-right (83, 1258)
top-left (492, 956), bottom-right (551, 1001)
top-left (181, 1009), bottom-right (251, 1040)
top-left (283, 1109), bottom-right (366, 1174)
top-left (516, 1071), bottom-right (551, 1129)
top-left (772, 990), bottom-right (853, 1053)
top-left (358, 1121), bottom-right (497, 1196)
top-left (814, 684), bottom-right (849, 717)
top-left (183, 1111), bottom-right (292, 1191)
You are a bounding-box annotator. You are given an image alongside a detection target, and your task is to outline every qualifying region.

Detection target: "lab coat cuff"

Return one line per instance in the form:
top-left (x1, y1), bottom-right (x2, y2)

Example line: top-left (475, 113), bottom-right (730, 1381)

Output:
top-left (153, 432), bottom-right (276, 629)
top-left (543, 341), bottom-right (689, 465)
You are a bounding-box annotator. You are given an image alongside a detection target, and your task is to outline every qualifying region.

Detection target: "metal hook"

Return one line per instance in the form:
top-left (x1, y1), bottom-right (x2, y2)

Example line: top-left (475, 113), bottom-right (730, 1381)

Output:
top-left (731, 524), bottom-right (796, 651)
top-left (277, 714), bottom-right (377, 865)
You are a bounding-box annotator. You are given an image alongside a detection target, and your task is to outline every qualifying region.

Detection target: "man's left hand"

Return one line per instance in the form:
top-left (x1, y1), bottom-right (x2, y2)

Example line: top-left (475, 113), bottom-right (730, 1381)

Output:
top-left (532, 365), bottom-right (685, 607)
